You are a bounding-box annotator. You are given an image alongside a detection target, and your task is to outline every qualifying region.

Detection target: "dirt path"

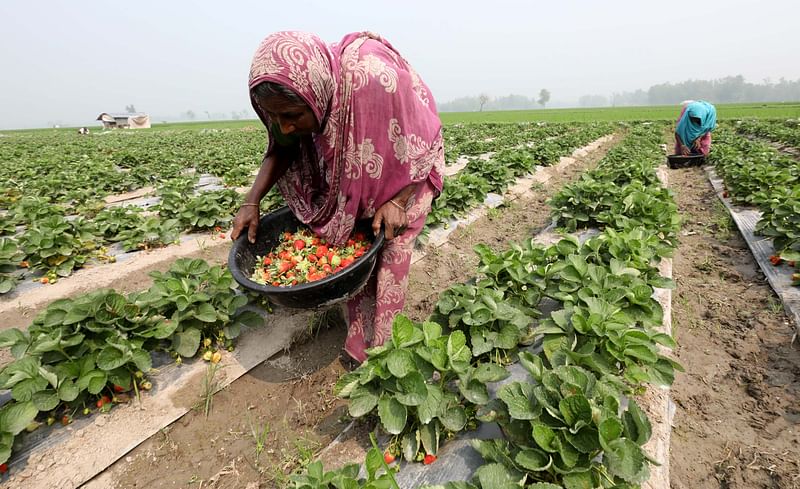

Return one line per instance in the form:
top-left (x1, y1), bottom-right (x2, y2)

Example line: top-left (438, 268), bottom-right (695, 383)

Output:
top-left (667, 164), bottom-right (800, 488)
top-left (89, 134), bottom-right (622, 489)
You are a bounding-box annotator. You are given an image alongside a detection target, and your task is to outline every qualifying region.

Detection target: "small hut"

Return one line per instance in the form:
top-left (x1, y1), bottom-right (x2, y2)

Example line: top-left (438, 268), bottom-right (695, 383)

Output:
top-left (96, 113), bottom-right (151, 129)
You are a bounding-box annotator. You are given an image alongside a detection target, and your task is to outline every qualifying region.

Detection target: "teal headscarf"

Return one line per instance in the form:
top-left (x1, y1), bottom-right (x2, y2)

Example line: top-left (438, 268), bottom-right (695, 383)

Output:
top-left (676, 101), bottom-right (716, 146)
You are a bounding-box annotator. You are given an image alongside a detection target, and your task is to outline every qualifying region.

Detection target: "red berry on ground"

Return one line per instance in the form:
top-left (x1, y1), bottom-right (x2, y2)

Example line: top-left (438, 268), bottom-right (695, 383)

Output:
top-left (423, 454), bottom-right (437, 465)
top-left (0, 463), bottom-right (7, 474)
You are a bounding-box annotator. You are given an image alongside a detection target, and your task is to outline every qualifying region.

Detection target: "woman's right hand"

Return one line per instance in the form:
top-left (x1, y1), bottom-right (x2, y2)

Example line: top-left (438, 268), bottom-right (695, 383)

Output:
top-left (231, 205), bottom-right (260, 243)
top-left (680, 144), bottom-right (691, 156)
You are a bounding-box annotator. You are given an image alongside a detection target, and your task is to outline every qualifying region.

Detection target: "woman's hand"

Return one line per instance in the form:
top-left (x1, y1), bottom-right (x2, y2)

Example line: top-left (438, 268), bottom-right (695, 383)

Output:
top-left (680, 144), bottom-right (691, 155)
top-left (692, 138), bottom-right (703, 151)
top-left (231, 205), bottom-right (260, 243)
top-left (372, 200), bottom-right (408, 241)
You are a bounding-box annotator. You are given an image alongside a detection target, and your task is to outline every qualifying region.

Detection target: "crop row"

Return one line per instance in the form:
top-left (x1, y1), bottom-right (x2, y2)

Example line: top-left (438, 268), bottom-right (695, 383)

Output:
top-left (426, 123), bottom-right (615, 232)
top-left (0, 258), bottom-right (263, 465)
top-left (733, 118), bottom-right (800, 149)
top-left (295, 124), bottom-right (682, 488)
top-left (0, 123), bottom-right (611, 295)
top-left (710, 128), bottom-right (800, 279)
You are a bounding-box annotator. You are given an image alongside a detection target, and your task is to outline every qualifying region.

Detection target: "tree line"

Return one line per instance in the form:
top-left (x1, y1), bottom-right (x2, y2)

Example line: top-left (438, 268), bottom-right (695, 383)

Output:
top-left (440, 75), bottom-right (800, 111)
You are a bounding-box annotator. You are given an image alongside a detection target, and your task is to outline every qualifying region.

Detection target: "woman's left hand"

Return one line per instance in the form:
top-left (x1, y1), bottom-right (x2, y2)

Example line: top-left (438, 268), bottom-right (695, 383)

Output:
top-left (373, 200), bottom-right (408, 240)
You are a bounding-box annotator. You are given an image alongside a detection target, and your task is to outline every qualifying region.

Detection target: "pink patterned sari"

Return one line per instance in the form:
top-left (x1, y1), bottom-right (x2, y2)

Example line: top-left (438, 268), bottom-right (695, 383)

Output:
top-left (248, 32), bottom-right (444, 362)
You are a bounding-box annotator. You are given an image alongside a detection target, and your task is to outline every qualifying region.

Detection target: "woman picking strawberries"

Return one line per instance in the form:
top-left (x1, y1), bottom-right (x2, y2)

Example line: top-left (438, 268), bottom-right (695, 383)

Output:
top-left (231, 31), bottom-right (443, 364)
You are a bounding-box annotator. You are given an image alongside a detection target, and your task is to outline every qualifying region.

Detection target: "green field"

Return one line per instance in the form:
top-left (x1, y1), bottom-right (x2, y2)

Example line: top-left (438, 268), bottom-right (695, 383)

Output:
top-left (4, 102), bottom-right (798, 135)
top-left (440, 102), bottom-right (800, 124)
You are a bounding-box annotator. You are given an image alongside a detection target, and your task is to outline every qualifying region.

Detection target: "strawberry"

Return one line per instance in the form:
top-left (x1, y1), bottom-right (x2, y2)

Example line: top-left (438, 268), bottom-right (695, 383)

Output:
top-left (61, 415), bottom-right (71, 426)
top-left (769, 255), bottom-right (782, 266)
top-left (354, 232), bottom-right (366, 241)
top-left (219, 233), bottom-right (226, 239)
top-left (272, 281), bottom-right (281, 286)
top-left (41, 277), bottom-right (49, 284)
top-left (283, 231), bottom-right (293, 241)
top-left (722, 191), bottom-right (729, 198)
top-left (384, 451), bottom-right (396, 464)
top-left (113, 384), bottom-right (125, 393)
top-left (423, 454), bottom-right (437, 465)
top-left (0, 463), bottom-right (7, 474)
top-left (19, 261), bottom-right (28, 268)
top-left (789, 261), bottom-right (796, 267)
top-left (96, 398), bottom-right (105, 408)
top-left (316, 245), bottom-right (329, 258)
top-left (278, 261), bottom-right (294, 274)
top-left (294, 239), bottom-right (306, 250)
top-left (323, 264), bottom-right (333, 273)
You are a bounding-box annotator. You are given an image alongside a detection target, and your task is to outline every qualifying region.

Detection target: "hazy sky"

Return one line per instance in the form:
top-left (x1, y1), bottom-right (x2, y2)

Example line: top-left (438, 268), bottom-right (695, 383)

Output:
top-left (1, 0), bottom-right (798, 129)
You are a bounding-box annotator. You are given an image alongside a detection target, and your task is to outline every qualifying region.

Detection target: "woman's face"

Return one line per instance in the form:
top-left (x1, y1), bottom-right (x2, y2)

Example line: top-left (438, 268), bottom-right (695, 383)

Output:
top-left (255, 94), bottom-right (320, 136)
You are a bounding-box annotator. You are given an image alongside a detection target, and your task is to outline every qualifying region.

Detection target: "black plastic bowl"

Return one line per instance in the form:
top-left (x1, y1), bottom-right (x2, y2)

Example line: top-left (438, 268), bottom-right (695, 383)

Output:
top-left (667, 154), bottom-right (705, 169)
top-left (228, 206), bottom-right (385, 309)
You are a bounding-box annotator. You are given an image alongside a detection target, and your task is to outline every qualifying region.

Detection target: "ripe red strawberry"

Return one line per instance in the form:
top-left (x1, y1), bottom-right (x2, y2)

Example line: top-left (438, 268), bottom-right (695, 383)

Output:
top-left (113, 385), bottom-right (125, 393)
top-left (0, 463), bottom-right (7, 474)
top-left (294, 239), bottom-right (306, 250)
top-left (423, 454), bottom-right (437, 465)
top-left (384, 451), bottom-right (395, 464)
top-left (722, 191), bottom-right (729, 198)
top-left (769, 255), bottom-right (782, 266)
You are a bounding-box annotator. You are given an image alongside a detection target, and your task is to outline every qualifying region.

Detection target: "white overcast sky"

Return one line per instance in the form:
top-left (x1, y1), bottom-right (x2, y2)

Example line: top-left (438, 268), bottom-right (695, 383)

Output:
top-left (1, 0), bottom-right (798, 129)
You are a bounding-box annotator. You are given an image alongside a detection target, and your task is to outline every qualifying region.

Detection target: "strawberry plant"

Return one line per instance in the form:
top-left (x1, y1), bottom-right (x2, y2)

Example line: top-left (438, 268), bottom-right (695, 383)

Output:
top-left (131, 258), bottom-right (262, 358)
top-left (472, 359), bottom-right (655, 488)
top-left (18, 215), bottom-right (97, 277)
top-left (0, 238), bottom-right (22, 294)
top-left (334, 316), bottom-right (502, 462)
top-left (116, 217), bottom-right (182, 251)
top-left (433, 283), bottom-right (536, 359)
top-left (175, 189), bottom-right (239, 231)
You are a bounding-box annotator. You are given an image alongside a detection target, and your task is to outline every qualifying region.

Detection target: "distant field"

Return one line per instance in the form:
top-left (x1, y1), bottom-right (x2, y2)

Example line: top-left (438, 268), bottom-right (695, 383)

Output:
top-left (3, 102), bottom-right (797, 134)
top-left (440, 102), bottom-right (800, 124)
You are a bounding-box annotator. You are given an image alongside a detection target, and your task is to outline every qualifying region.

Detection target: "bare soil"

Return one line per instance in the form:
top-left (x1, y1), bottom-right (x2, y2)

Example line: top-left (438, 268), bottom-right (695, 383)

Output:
top-left (667, 164), bottom-right (800, 489)
top-left (91, 135), bottom-right (621, 488)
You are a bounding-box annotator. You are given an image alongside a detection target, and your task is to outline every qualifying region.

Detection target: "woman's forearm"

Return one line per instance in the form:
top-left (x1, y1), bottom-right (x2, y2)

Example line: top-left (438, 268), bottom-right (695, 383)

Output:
top-left (244, 150), bottom-right (292, 204)
top-left (391, 182), bottom-right (420, 208)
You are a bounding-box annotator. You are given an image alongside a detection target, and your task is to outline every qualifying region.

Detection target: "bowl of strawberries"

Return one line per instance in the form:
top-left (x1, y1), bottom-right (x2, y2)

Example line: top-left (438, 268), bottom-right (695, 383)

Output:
top-left (228, 206), bottom-right (385, 308)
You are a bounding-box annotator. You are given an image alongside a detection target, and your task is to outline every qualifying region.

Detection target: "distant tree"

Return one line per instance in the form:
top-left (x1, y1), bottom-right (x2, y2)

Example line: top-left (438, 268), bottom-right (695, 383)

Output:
top-left (231, 111), bottom-right (240, 120)
top-left (478, 93), bottom-right (490, 112)
top-left (205, 111), bottom-right (211, 119)
top-left (537, 89), bottom-right (551, 108)
top-left (125, 104), bottom-right (136, 114)
top-left (578, 94), bottom-right (609, 107)
top-left (185, 110), bottom-right (196, 120)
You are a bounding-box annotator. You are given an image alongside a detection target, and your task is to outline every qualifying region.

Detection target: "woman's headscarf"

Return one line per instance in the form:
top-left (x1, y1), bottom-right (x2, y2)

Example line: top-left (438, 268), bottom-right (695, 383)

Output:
top-left (248, 31), bottom-right (444, 245)
top-left (676, 100), bottom-right (717, 146)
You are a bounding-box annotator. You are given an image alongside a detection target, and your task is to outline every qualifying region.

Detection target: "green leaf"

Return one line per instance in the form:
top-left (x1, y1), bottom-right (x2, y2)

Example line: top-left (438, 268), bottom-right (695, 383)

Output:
top-left (603, 438), bottom-right (650, 483)
top-left (348, 386), bottom-right (379, 418)
top-left (419, 421), bottom-right (439, 455)
top-left (559, 395), bottom-right (593, 427)
top-left (563, 471), bottom-right (594, 489)
top-left (446, 330), bottom-right (471, 370)
top-left (474, 363), bottom-right (511, 383)
top-left (418, 384), bottom-right (444, 424)
top-left (392, 315), bottom-right (423, 348)
top-left (599, 417), bottom-right (624, 446)
top-left (386, 349), bottom-right (415, 378)
top-left (396, 372), bottom-right (428, 406)
top-left (58, 379), bottom-right (80, 402)
top-left (498, 381), bottom-right (538, 419)
top-left (131, 349), bottom-right (153, 373)
top-left (0, 400), bottom-right (38, 435)
top-left (623, 399), bottom-right (652, 446)
top-left (422, 321), bottom-right (443, 345)
top-left (194, 303), bottom-right (218, 322)
top-left (31, 390), bottom-right (60, 411)
top-left (377, 396), bottom-right (407, 435)
top-left (402, 430), bottom-right (420, 462)
top-left (97, 346), bottom-right (128, 370)
top-left (533, 422), bottom-right (558, 452)
top-left (439, 406), bottom-right (467, 432)
top-left (364, 446), bottom-right (383, 480)
top-left (0, 328), bottom-right (25, 348)
top-left (172, 328), bottom-right (202, 357)
top-left (11, 377), bottom-right (47, 402)
top-left (474, 463), bottom-right (521, 489)
top-left (333, 372), bottom-right (361, 398)
top-left (515, 448), bottom-right (552, 472)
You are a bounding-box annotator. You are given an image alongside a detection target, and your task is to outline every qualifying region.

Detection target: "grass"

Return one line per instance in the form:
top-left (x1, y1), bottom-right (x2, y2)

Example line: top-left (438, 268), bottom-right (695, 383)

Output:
top-left (439, 102), bottom-right (800, 124)
top-left (5, 102), bottom-right (798, 135)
